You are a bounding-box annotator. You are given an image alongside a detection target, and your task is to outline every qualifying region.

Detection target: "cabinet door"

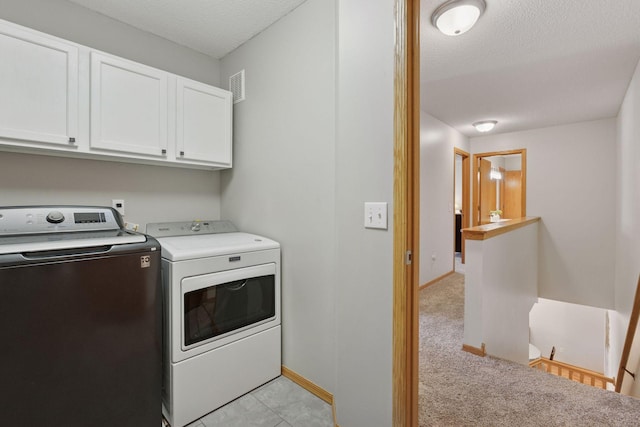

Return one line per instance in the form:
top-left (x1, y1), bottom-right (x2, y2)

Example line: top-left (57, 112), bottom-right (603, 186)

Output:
top-left (91, 52), bottom-right (168, 157)
top-left (0, 22), bottom-right (78, 146)
top-left (176, 77), bottom-right (232, 166)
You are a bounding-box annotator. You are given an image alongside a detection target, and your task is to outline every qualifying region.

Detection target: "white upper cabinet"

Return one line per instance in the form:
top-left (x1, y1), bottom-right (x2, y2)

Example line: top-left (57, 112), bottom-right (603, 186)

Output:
top-left (0, 19), bottom-right (232, 170)
top-left (0, 22), bottom-right (78, 147)
top-left (90, 52), bottom-right (168, 157)
top-left (176, 77), bottom-right (232, 167)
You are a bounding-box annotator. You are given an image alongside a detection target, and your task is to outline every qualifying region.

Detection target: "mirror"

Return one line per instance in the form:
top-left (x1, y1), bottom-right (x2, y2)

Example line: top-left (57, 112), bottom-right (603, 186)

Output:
top-left (472, 149), bottom-right (527, 226)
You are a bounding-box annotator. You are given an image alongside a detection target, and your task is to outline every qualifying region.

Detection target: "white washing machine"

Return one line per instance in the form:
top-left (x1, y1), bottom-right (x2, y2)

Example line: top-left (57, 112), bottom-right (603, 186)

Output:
top-left (147, 220), bottom-right (281, 427)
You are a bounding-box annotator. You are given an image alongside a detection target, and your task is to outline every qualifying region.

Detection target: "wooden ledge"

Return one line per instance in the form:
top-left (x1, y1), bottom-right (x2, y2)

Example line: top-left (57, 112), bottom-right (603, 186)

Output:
top-left (462, 217), bottom-right (540, 241)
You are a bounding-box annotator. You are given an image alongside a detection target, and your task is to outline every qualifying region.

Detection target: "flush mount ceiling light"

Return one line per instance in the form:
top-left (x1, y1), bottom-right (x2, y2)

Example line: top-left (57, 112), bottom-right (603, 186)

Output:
top-left (431, 0), bottom-right (486, 36)
top-left (473, 120), bottom-right (497, 132)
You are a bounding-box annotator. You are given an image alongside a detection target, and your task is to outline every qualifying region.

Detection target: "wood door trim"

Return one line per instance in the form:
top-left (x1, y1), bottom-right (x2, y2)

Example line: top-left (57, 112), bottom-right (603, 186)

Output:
top-left (472, 149), bottom-right (527, 226)
top-left (499, 167), bottom-right (505, 212)
top-left (454, 148), bottom-right (470, 264)
top-left (392, 0), bottom-right (419, 425)
top-left (473, 149), bottom-right (525, 158)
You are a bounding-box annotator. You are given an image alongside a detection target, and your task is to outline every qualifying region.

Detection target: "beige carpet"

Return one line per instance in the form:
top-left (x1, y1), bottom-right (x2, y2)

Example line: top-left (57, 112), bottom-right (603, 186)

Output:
top-left (418, 273), bottom-right (640, 426)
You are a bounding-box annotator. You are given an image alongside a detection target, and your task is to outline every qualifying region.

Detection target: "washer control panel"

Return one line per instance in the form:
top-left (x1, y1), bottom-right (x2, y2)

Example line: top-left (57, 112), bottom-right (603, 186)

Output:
top-left (0, 206), bottom-right (120, 235)
top-left (146, 220), bottom-right (238, 238)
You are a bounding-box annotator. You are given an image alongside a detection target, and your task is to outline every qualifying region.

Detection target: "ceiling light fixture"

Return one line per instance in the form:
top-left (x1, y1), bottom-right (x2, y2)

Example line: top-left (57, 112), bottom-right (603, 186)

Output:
top-left (473, 120), bottom-right (497, 132)
top-left (431, 0), bottom-right (486, 36)
top-left (490, 167), bottom-right (503, 180)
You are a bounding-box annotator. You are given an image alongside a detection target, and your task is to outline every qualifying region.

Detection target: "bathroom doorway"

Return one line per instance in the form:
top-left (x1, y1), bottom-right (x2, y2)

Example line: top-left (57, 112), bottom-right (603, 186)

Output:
top-left (454, 148), bottom-right (469, 265)
top-left (472, 149), bottom-right (527, 226)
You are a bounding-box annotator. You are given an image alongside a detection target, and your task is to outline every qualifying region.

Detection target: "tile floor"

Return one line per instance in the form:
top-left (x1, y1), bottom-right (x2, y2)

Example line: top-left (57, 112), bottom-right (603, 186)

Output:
top-left (179, 376), bottom-right (334, 427)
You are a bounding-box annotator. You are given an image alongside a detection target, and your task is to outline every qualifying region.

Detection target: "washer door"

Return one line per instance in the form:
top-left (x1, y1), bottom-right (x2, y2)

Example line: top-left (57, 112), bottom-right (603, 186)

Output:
top-left (181, 263), bottom-right (277, 352)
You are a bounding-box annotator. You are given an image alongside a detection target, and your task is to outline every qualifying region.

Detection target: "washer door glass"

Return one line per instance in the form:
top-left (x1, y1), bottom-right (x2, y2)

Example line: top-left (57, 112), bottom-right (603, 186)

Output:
top-left (182, 264), bottom-right (276, 347)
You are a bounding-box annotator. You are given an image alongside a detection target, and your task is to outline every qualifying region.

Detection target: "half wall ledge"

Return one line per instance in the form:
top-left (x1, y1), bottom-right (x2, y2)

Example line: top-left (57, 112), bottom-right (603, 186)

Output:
top-left (461, 216), bottom-right (540, 365)
top-left (462, 217), bottom-right (541, 241)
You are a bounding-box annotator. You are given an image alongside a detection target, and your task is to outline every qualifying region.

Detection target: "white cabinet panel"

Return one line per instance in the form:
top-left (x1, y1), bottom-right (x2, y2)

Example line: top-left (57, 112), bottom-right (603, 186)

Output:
top-left (0, 22), bottom-right (78, 146)
top-left (176, 77), bottom-right (232, 166)
top-left (0, 19), bottom-right (233, 170)
top-left (91, 52), bottom-right (168, 157)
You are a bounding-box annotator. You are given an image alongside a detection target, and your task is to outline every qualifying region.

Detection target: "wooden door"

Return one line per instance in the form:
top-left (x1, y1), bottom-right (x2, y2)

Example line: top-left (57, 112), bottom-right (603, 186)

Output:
top-left (503, 170), bottom-right (522, 219)
top-left (454, 148), bottom-right (470, 263)
top-left (479, 158), bottom-right (494, 224)
top-left (461, 153), bottom-right (469, 262)
top-left (499, 167), bottom-right (506, 212)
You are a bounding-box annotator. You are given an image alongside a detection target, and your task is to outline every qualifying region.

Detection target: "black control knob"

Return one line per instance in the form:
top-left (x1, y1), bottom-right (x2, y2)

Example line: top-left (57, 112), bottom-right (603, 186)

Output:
top-left (46, 211), bottom-right (65, 224)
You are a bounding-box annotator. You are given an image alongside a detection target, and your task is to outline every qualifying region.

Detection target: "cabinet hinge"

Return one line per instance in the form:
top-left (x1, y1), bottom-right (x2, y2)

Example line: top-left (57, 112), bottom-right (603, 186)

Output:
top-left (405, 250), bottom-right (412, 265)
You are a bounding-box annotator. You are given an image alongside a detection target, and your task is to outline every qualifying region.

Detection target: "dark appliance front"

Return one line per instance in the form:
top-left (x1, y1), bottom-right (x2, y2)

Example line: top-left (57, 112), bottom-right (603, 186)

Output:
top-left (0, 206), bottom-right (161, 427)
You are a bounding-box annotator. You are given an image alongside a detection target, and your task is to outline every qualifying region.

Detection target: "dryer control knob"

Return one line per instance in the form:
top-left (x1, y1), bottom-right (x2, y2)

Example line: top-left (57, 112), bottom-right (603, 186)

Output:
top-left (191, 222), bottom-right (201, 232)
top-left (46, 211), bottom-right (65, 224)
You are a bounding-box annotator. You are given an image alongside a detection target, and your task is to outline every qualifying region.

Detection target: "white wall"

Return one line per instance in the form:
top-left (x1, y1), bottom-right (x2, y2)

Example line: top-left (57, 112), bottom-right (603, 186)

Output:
top-left (334, 0), bottom-right (395, 425)
top-left (471, 119), bottom-right (617, 308)
top-left (219, 0), bottom-right (337, 396)
top-left (464, 222), bottom-right (539, 364)
top-left (0, 152), bottom-right (220, 229)
top-left (420, 112), bottom-right (469, 284)
top-left (464, 239), bottom-right (484, 350)
top-left (0, 0), bottom-right (221, 85)
top-left (611, 58), bottom-right (640, 394)
top-left (3, 1), bottom-right (398, 422)
top-left (530, 298), bottom-right (606, 373)
top-left (0, 0), bottom-right (222, 227)
top-left (220, 2), bottom-right (397, 424)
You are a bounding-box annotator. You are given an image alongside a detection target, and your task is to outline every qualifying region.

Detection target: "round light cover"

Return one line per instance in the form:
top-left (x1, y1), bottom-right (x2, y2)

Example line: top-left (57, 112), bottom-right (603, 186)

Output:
top-left (432, 0), bottom-right (486, 36)
top-left (473, 120), bottom-right (497, 132)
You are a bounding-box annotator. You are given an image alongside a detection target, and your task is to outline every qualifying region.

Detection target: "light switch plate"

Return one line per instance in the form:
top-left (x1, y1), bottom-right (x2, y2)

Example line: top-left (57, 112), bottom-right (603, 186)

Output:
top-left (364, 202), bottom-right (388, 229)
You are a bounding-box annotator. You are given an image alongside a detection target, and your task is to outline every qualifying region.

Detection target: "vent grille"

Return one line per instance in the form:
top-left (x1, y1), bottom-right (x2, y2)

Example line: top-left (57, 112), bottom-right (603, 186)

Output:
top-left (229, 70), bottom-right (245, 103)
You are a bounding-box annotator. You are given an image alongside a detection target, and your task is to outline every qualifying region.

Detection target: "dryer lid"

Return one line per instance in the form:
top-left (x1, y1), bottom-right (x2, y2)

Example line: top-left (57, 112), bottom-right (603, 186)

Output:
top-left (155, 232), bottom-right (279, 261)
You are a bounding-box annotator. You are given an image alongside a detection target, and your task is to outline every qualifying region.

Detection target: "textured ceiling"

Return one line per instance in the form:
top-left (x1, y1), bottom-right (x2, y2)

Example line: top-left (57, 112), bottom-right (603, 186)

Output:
top-left (421, 0), bottom-right (640, 136)
top-left (66, 0), bottom-right (308, 59)
top-left (66, 0), bottom-right (640, 138)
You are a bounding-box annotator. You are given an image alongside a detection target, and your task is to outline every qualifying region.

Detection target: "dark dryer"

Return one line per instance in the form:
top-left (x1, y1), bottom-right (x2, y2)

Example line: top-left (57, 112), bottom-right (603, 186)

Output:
top-left (0, 206), bottom-right (161, 426)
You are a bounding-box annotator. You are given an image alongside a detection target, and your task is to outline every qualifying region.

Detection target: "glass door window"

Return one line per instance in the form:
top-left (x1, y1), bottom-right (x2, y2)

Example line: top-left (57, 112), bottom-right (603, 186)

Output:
top-left (182, 267), bottom-right (276, 347)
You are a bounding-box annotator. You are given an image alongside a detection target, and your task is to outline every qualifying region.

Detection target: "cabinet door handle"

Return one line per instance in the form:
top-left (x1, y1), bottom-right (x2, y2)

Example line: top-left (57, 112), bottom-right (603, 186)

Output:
top-left (161, 149), bottom-right (166, 154)
top-left (180, 151), bottom-right (185, 156)
top-left (68, 137), bottom-right (76, 144)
